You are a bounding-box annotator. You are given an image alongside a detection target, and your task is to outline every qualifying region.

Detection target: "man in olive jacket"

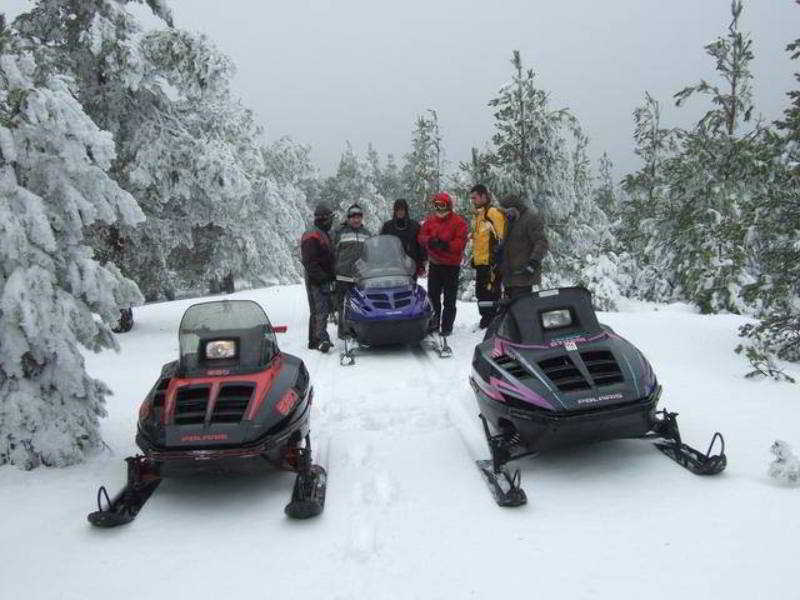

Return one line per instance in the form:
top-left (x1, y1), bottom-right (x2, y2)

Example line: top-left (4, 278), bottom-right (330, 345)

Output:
top-left (498, 194), bottom-right (549, 298)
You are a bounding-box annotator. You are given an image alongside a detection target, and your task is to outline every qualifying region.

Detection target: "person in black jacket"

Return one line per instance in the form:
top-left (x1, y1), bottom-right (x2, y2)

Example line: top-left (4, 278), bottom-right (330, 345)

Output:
top-left (301, 203), bottom-right (336, 352)
top-left (380, 198), bottom-right (426, 277)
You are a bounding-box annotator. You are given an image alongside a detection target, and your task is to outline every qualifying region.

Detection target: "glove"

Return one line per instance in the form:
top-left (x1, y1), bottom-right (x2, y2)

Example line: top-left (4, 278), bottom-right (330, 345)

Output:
top-left (429, 238), bottom-right (448, 251)
top-left (492, 242), bottom-right (505, 266)
top-left (524, 260), bottom-right (539, 275)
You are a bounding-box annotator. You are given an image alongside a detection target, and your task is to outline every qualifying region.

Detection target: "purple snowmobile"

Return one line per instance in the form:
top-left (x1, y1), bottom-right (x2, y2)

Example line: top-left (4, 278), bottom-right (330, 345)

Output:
top-left (339, 235), bottom-right (433, 365)
top-left (470, 287), bottom-right (727, 507)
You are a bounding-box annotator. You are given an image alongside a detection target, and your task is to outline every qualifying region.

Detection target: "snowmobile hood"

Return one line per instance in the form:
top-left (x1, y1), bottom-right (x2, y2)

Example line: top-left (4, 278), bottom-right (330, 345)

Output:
top-left (471, 287), bottom-right (657, 414)
top-left (137, 352), bottom-right (311, 452)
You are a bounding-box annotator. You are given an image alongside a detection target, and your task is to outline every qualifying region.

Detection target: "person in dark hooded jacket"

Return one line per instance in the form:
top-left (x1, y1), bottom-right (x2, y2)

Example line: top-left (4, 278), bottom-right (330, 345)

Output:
top-left (380, 198), bottom-right (426, 276)
top-left (301, 203), bottom-right (335, 352)
top-left (497, 194), bottom-right (549, 298)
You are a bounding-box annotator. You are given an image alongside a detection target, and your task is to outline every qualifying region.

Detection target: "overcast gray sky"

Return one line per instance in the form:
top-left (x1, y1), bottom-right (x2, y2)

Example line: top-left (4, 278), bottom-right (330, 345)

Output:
top-left (5, 0), bottom-right (799, 179)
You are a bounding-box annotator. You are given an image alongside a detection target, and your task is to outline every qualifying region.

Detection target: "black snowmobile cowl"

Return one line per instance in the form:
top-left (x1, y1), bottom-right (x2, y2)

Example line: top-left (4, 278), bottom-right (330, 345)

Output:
top-left (470, 287), bottom-right (727, 508)
top-left (88, 299), bottom-right (327, 527)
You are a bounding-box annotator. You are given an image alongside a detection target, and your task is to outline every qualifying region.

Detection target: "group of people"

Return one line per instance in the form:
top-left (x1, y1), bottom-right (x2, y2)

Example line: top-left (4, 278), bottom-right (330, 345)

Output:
top-left (300, 186), bottom-right (548, 353)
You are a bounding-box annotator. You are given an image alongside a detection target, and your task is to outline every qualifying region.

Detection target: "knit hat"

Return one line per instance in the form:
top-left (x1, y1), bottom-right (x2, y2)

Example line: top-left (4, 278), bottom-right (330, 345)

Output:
top-left (347, 204), bottom-right (364, 217)
top-left (314, 202), bottom-right (333, 217)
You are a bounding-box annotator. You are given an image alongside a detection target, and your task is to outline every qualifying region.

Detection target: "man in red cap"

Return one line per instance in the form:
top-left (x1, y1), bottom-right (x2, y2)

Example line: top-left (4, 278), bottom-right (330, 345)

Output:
top-left (418, 192), bottom-right (468, 337)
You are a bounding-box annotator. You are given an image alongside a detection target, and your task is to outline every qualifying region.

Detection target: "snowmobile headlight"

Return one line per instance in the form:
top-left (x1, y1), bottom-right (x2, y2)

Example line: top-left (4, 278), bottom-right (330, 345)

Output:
top-left (541, 309), bottom-right (572, 329)
top-left (205, 339), bottom-right (237, 359)
top-left (363, 276), bottom-right (410, 289)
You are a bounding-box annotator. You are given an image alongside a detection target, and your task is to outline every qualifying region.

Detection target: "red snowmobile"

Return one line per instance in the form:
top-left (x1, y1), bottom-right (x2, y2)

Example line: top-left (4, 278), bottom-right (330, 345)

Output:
top-left (88, 299), bottom-right (327, 526)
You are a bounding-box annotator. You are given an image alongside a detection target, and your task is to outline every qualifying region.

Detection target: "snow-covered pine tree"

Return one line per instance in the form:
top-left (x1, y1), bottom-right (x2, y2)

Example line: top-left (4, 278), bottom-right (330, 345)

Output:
top-left (0, 28), bottom-right (144, 468)
top-left (620, 92), bottom-right (680, 301)
top-left (581, 153), bottom-right (629, 310)
top-left (735, 7), bottom-right (800, 376)
top-left (488, 50), bottom-right (617, 307)
top-left (16, 2), bottom-right (309, 298)
top-left (666, 0), bottom-right (763, 314)
top-left (593, 153), bottom-right (617, 216)
top-left (380, 153), bottom-right (404, 208)
top-left (401, 109), bottom-right (444, 218)
top-left (366, 144), bottom-right (404, 210)
top-left (321, 141), bottom-right (390, 235)
top-left (455, 146), bottom-right (499, 202)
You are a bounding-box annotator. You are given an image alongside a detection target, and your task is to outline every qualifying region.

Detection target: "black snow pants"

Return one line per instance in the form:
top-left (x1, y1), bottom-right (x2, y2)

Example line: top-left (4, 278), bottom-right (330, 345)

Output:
top-left (427, 264), bottom-right (460, 336)
top-left (475, 265), bottom-right (502, 325)
top-left (306, 279), bottom-right (332, 349)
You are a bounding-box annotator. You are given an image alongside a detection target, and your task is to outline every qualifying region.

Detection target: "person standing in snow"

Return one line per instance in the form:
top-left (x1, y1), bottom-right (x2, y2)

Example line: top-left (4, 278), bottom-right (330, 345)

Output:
top-left (333, 203), bottom-right (372, 337)
top-left (301, 203), bottom-right (336, 353)
top-left (380, 198), bottom-right (426, 278)
top-left (469, 184), bottom-right (507, 329)
top-left (497, 194), bottom-right (548, 299)
top-left (418, 192), bottom-right (468, 337)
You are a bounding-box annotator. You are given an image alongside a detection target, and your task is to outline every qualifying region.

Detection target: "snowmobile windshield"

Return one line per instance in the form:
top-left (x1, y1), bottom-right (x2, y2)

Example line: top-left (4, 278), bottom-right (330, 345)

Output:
top-left (355, 235), bottom-right (415, 288)
top-left (496, 288), bottom-right (601, 344)
top-left (178, 300), bottom-right (277, 375)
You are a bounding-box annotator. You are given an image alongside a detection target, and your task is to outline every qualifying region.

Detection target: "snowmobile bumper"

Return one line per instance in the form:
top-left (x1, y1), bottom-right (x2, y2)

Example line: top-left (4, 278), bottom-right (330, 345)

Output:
top-left (472, 381), bottom-right (660, 453)
top-left (136, 419), bottom-right (309, 477)
top-left (350, 314), bottom-right (430, 346)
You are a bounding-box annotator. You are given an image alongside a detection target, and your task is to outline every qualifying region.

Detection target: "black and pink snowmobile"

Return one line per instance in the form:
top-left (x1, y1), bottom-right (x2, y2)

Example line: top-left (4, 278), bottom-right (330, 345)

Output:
top-left (88, 299), bottom-right (327, 527)
top-left (470, 287), bottom-right (726, 507)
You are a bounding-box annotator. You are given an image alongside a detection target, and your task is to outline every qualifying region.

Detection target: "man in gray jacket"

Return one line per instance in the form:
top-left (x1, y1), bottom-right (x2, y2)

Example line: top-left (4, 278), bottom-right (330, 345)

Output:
top-left (333, 203), bottom-right (372, 336)
top-left (498, 194), bottom-right (549, 298)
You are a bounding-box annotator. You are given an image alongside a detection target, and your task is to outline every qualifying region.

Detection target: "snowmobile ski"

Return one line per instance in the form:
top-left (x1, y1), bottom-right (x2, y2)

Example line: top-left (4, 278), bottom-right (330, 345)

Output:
top-left (285, 464), bottom-right (328, 519)
top-left (424, 333), bottom-right (452, 358)
top-left (87, 456), bottom-right (161, 528)
top-left (284, 436), bottom-right (328, 519)
top-left (650, 410), bottom-right (727, 475)
top-left (474, 413), bottom-right (533, 507)
top-left (476, 459), bottom-right (527, 507)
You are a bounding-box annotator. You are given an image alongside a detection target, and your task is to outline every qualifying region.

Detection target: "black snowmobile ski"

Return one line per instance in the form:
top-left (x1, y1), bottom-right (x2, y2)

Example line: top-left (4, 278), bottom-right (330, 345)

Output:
top-left (475, 414), bottom-right (532, 507)
top-left (648, 410), bottom-right (727, 475)
top-left (285, 465), bottom-right (327, 518)
top-left (284, 435), bottom-right (328, 519)
top-left (88, 456), bottom-right (161, 527)
top-left (476, 459), bottom-right (527, 507)
top-left (423, 333), bottom-right (452, 358)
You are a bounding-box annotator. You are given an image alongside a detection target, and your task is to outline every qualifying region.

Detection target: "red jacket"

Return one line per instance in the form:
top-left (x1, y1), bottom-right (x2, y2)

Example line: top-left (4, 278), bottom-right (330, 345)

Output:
top-left (418, 211), bottom-right (468, 266)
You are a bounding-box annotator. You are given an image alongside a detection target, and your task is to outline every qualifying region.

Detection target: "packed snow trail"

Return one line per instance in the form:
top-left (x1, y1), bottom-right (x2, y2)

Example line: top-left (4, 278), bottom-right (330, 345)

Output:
top-left (0, 285), bottom-right (798, 600)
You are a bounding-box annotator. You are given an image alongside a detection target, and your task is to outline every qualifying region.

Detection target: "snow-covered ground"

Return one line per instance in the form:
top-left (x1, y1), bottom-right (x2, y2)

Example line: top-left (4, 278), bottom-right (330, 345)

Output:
top-left (1, 285), bottom-right (798, 600)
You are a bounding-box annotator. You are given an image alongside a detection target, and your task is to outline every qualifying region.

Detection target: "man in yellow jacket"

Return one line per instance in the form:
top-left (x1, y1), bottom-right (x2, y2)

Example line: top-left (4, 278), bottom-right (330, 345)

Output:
top-left (469, 184), bottom-right (507, 329)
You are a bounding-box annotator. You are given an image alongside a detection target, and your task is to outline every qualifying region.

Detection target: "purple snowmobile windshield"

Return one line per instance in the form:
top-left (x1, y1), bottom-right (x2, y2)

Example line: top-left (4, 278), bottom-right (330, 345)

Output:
top-left (355, 234), bottom-right (416, 283)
